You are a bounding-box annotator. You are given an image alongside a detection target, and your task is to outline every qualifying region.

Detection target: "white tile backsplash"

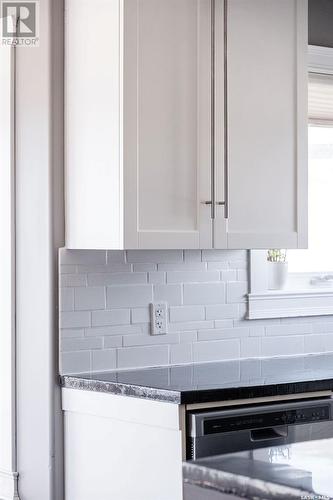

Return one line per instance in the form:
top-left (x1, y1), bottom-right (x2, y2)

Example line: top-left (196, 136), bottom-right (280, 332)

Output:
top-left (106, 285), bottom-right (153, 308)
top-left (117, 345), bottom-right (169, 369)
top-left (59, 249), bottom-right (333, 374)
top-left (74, 287), bottom-right (105, 311)
top-left (183, 283), bottom-right (225, 305)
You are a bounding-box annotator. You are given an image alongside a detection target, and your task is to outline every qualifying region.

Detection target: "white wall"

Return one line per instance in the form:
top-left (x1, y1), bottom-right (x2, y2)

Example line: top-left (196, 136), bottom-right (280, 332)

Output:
top-left (15, 0), bottom-right (64, 498)
top-left (60, 249), bottom-right (333, 374)
top-left (0, 44), bottom-right (18, 500)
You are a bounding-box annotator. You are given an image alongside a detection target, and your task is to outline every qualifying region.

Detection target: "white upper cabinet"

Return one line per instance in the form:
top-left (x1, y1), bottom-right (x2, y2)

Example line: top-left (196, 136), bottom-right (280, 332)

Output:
top-left (221, 0), bottom-right (308, 249)
top-left (65, 0), bottom-right (308, 250)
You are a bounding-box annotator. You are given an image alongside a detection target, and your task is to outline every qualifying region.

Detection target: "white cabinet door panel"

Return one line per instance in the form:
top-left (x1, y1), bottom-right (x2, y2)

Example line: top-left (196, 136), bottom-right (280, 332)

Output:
top-left (224, 0), bottom-right (307, 249)
top-left (66, 0), bottom-right (123, 249)
top-left (124, 0), bottom-right (212, 249)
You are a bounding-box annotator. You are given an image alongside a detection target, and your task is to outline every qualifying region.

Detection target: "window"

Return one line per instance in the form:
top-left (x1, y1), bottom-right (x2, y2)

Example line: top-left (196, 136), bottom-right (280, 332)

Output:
top-left (248, 46), bottom-right (333, 319)
top-left (288, 125), bottom-right (333, 279)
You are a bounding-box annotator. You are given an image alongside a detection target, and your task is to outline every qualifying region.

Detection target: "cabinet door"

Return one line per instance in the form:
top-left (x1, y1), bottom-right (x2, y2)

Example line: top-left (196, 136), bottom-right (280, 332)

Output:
top-left (218, 0), bottom-right (308, 249)
top-left (124, 0), bottom-right (213, 249)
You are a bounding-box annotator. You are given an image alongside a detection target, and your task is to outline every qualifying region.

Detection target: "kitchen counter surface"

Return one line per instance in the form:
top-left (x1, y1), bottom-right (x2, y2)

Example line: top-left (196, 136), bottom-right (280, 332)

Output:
top-left (183, 437), bottom-right (333, 499)
top-left (60, 353), bottom-right (333, 404)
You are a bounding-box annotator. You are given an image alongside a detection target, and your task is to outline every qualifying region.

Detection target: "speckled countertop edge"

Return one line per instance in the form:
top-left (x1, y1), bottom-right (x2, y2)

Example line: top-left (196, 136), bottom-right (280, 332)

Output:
top-left (60, 375), bottom-right (181, 404)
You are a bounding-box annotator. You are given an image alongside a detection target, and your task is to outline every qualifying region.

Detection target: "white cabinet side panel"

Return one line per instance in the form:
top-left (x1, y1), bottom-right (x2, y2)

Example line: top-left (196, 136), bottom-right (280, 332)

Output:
top-left (65, 0), bottom-right (123, 249)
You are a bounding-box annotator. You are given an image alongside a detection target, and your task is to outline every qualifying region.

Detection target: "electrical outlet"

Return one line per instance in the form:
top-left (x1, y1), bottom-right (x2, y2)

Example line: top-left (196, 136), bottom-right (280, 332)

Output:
top-left (150, 302), bottom-right (168, 335)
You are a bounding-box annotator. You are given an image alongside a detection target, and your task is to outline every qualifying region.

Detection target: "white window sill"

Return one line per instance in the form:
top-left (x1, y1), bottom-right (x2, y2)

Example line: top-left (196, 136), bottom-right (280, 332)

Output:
top-left (249, 251), bottom-right (333, 319)
top-left (248, 288), bottom-right (333, 319)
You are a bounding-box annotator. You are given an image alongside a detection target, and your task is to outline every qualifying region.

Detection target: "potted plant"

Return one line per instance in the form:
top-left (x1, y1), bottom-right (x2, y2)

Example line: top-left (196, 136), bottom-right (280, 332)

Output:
top-left (267, 249), bottom-right (288, 290)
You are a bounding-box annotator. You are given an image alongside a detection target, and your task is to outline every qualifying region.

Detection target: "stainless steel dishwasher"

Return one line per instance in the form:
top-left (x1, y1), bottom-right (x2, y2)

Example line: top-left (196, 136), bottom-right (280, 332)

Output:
top-left (187, 397), bottom-right (333, 459)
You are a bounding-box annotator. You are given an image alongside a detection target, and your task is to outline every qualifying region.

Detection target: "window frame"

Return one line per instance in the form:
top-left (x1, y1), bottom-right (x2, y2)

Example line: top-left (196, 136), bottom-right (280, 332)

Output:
top-left (248, 45), bottom-right (333, 320)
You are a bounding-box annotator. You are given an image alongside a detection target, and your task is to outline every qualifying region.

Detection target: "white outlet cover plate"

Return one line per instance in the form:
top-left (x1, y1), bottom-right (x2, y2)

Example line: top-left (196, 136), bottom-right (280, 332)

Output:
top-left (150, 302), bottom-right (168, 335)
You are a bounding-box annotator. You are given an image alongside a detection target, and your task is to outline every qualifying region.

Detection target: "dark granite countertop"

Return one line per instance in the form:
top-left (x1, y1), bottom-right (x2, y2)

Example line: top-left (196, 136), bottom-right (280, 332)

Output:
top-left (183, 438), bottom-right (333, 499)
top-left (60, 353), bottom-right (333, 404)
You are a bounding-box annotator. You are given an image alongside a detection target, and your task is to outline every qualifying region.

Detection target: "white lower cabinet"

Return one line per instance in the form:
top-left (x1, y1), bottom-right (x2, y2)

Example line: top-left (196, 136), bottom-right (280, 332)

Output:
top-left (62, 389), bottom-right (185, 500)
top-left (65, 0), bottom-right (308, 250)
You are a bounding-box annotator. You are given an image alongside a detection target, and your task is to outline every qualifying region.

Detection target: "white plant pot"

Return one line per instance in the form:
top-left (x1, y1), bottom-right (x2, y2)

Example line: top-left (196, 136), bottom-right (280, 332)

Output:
top-left (268, 262), bottom-right (288, 290)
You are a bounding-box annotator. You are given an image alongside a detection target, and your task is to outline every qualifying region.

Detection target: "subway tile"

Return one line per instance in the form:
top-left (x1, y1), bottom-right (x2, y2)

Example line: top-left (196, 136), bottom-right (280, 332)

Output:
top-left (220, 270), bottom-right (238, 281)
top-left (60, 249), bottom-right (107, 265)
top-left (169, 320), bottom-right (214, 332)
top-left (92, 349), bottom-right (117, 371)
top-left (184, 283), bottom-right (225, 305)
top-left (74, 287), bottom-right (105, 311)
top-left (312, 322), bottom-right (333, 334)
top-left (86, 325), bottom-right (142, 337)
top-left (123, 333), bottom-right (179, 347)
top-left (304, 334), bottom-right (333, 354)
top-left (304, 335), bottom-right (326, 354)
top-left (60, 311), bottom-right (90, 329)
top-left (179, 331), bottom-right (198, 343)
top-left (107, 285), bottom-right (153, 308)
top-left (133, 263), bottom-right (157, 272)
top-left (61, 337), bottom-right (103, 352)
top-left (261, 336), bottom-right (304, 357)
top-left (153, 284), bottom-right (182, 305)
top-left (158, 262), bottom-right (207, 271)
top-left (60, 288), bottom-right (74, 312)
top-left (92, 309), bottom-right (130, 327)
top-left (170, 344), bottom-right (193, 365)
top-left (170, 305), bottom-right (205, 323)
top-left (103, 336), bottom-right (123, 348)
top-left (193, 339), bottom-right (240, 363)
top-left (61, 351), bottom-right (91, 374)
top-left (117, 345), bottom-right (169, 369)
top-left (240, 338), bottom-right (261, 358)
top-left (214, 320), bottom-right (234, 329)
top-left (184, 250), bottom-right (202, 262)
top-left (131, 308), bottom-right (150, 324)
top-left (237, 269), bottom-right (248, 281)
top-left (229, 260), bottom-right (247, 269)
top-left (167, 270), bottom-right (220, 284)
top-left (265, 324), bottom-right (312, 336)
top-left (206, 304), bottom-right (239, 320)
top-left (198, 327), bottom-right (249, 342)
top-left (249, 327), bottom-right (265, 337)
top-left (106, 250), bottom-right (126, 263)
top-left (88, 272), bottom-right (147, 286)
top-left (207, 262), bottom-right (229, 270)
top-left (60, 274), bottom-right (87, 287)
top-left (226, 282), bottom-right (248, 303)
top-left (61, 328), bottom-right (84, 339)
top-left (148, 272), bottom-right (166, 284)
top-left (126, 250), bottom-right (183, 263)
top-left (234, 318), bottom-right (280, 328)
top-left (60, 265), bottom-right (77, 274)
top-left (78, 263), bottom-right (131, 273)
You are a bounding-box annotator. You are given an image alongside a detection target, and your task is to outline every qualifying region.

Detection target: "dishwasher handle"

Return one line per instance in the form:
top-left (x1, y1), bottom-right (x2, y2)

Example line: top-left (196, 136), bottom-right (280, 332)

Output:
top-left (250, 426), bottom-right (288, 442)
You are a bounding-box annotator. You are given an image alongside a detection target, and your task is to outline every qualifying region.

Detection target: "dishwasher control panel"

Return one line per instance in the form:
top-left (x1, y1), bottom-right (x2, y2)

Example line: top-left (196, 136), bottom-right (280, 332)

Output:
top-left (187, 398), bottom-right (333, 460)
top-left (204, 405), bottom-right (330, 435)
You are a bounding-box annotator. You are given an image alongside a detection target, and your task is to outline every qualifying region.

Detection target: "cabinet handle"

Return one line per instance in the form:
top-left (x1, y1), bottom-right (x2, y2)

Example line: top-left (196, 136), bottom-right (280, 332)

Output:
top-left (211, 0), bottom-right (216, 219)
top-left (223, 0), bottom-right (229, 219)
top-left (202, 201), bottom-right (225, 206)
top-left (208, 0), bottom-right (228, 220)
